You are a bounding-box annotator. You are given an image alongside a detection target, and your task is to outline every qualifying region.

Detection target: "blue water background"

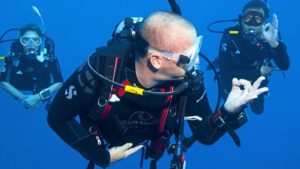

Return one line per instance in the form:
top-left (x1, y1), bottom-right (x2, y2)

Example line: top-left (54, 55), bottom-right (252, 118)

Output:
top-left (0, 0), bottom-right (299, 169)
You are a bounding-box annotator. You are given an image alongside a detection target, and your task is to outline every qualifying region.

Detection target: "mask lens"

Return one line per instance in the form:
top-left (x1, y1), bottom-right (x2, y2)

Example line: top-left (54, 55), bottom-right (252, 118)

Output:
top-left (20, 36), bottom-right (42, 46)
top-left (243, 11), bottom-right (265, 26)
top-left (147, 36), bottom-right (202, 72)
top-left (254, 15), bottom-right (263, 25)
top-left (32, 37), bottom-right (42, 46)
top-left (182, 36), bottom-right (202, 72)
top-left (243, 14), bottom-right (253, 23)
top-left (20, 36), bottom-right (30, 46)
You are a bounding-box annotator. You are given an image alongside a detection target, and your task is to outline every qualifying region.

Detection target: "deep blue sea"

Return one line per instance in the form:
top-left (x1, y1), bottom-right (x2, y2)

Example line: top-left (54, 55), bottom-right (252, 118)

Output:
top-left (0, 0), bottom-right (299, 169)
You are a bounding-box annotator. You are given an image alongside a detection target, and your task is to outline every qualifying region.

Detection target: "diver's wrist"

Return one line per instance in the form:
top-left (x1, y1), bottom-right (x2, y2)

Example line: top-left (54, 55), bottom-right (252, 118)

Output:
top-left (39, 88), bottom-right (51, 101)
top-left (212, 106), bottom-right (247, 129)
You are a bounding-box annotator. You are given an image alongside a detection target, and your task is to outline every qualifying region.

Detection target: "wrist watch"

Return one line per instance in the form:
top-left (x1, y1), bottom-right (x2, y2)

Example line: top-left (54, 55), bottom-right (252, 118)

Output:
top-left (39, 89), bottom-right (51, 101)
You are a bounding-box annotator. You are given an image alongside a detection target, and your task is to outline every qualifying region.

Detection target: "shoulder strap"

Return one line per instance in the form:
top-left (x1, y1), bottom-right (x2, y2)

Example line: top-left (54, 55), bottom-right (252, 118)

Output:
top-left (159, 86), bottom-right (175, 133)
top-left (87, 53), bottom-right (122, 121)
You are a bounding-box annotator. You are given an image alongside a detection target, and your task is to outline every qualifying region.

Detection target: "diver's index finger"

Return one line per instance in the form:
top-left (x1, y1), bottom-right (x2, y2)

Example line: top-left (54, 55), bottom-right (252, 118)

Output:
top-left (119, 143), bottom-right (133, 152)
top-left (256, 87), bottom-right (269, 96)
top-left (272, 13), bottom-right (279, 29)
top-left (252, 76), bottom-right (265, 90)
top-left (124, 145), bottom-right (143, 158)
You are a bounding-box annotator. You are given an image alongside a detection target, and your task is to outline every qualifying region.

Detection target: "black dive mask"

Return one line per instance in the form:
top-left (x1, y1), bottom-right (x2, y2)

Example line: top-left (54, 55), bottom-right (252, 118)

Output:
top-left (242, 11), bottom-right (265, 26)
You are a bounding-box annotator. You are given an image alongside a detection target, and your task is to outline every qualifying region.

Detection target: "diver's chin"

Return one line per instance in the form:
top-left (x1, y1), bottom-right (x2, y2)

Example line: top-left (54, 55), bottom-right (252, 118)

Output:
top-left (26, 49), bottom-right (38, 55)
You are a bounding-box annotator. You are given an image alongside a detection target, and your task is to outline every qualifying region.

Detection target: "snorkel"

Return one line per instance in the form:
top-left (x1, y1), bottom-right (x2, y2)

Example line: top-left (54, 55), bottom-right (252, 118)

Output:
top-left (32, 5), bottom-right (47, 62)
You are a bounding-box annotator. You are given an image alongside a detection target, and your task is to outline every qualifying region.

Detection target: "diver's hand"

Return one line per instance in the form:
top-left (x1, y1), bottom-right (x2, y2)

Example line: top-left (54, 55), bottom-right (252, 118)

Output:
top-left (261, 13), bottom-right (279, 48)
top-left (109, 143), bottom-right (143, 163)
top-left (21, 94), bottom-right (43, 109)
top-left (260, 65), bottom-right (273, 77)
top-left (224, 76), bottom-right (269, 113)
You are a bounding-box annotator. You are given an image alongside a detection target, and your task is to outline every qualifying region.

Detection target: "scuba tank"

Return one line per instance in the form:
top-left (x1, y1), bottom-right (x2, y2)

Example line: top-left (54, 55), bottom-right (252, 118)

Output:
top-left (32, 5), bottom-right (47, 62)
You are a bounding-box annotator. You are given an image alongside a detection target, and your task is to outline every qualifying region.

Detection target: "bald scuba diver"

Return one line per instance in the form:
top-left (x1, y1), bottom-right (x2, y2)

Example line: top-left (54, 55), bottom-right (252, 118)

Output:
top-left (48, 11), bottom-right (268, 168)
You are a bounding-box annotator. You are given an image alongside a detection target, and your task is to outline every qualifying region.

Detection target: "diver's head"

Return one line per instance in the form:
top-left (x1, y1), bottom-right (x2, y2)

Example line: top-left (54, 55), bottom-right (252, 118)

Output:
top-left (241, 0), bottom-right (269, 38)
top-left (19, 23), bottom-right (43, 55)
top-left (139, 11), bottom-right (200, 81)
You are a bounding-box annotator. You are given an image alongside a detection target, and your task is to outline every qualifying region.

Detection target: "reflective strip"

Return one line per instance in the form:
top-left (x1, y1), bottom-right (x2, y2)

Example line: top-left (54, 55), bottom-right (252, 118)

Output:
top-left (229, 30), bottom-right (239, 35)
top-left (125, 85), bottom-right (144, 95)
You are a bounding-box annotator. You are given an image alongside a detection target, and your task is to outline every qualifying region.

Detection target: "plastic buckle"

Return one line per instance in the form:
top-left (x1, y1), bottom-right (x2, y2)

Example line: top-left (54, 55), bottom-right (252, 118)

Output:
top-left (215, 115), bottom-right (226, 128)
top-left (97, 97), bottom-right (107, 108)
top-left (237, 111), bottom-right (248, 125)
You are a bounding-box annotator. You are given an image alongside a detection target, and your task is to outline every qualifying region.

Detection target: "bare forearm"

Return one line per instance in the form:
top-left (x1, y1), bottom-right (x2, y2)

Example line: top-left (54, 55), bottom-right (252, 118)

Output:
top-left (0, 82), bottom-right (25, 100)
top-left (47, 82), bottom-right (63, 95)
top-left (38, 82), bottom-right (63, 101)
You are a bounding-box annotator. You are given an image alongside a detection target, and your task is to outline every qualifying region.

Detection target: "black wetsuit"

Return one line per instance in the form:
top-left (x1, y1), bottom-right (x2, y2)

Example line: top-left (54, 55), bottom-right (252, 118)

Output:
top-left (218, 25), bottom-right (290, 95)
top-left (217, 25), bottom-right (290, 113)
top-left (48, 52), bottom-right (245, 168)
top-left (0, 40), bottom-right (63, 94)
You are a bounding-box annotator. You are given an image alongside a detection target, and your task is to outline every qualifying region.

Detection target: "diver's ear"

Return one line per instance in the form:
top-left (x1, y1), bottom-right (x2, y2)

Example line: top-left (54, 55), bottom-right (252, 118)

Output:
top-left (149, 53), bottom-right (162, 70)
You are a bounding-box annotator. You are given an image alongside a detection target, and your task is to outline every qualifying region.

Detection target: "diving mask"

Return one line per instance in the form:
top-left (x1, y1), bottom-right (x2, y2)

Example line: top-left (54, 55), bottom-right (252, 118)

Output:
top-left (20, 35), bottom-right (42, 47)
top-left (242, 11), bottom-right (265, 26)
top-left (147, 35), bottom-right (203, 72)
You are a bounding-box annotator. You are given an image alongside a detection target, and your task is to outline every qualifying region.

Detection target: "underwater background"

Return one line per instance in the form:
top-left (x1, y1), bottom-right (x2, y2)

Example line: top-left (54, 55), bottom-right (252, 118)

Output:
top-left (0, 0), bottom-right (299, 169)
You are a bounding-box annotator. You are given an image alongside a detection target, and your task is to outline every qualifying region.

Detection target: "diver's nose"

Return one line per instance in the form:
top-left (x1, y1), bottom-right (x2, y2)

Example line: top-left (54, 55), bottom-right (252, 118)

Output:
top-left (27, 39), bottom-right (36, 47)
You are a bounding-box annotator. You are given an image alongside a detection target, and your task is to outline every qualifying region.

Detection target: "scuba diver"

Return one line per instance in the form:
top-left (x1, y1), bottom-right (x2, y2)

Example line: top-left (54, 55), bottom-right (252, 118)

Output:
top-left (47, 11), bottom-right (268, 169)
top-left (212, 0), bottom-right (290, 114)
top-left (0, 23), bottom-right (63, 109)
